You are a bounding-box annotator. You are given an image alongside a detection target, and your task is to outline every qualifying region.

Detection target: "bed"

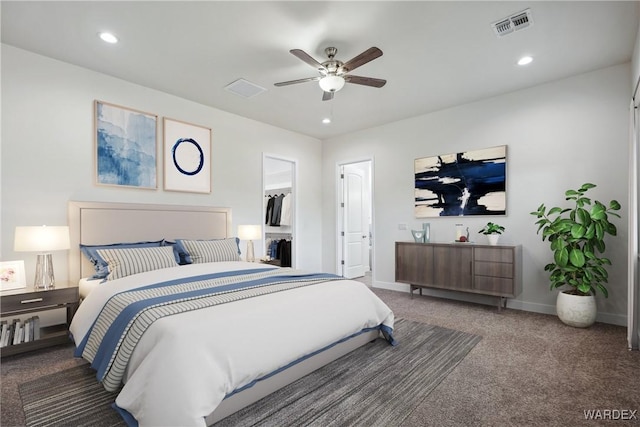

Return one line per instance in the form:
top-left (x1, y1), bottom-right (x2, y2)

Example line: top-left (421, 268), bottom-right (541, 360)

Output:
top-left (67, 201), bottom-right (396, 427)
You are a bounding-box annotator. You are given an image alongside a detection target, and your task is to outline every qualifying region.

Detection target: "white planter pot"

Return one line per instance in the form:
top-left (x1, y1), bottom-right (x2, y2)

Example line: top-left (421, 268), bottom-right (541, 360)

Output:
top-left (556, 291), bottom-right (597, 328)
top-left (487, 234), bottom-right (500, 246)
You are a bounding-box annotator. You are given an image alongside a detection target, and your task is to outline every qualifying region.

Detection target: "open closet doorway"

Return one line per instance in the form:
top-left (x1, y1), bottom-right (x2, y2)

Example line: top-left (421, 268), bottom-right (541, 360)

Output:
top-left (263, 155), bottom-right (296, 268)
top-left (337, 159), bottom-right (373, 281)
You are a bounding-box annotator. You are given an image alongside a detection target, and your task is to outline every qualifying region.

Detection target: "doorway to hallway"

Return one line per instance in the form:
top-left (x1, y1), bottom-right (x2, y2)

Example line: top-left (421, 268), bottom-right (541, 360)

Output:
top-left (337, 159), bottom-right (373, 280)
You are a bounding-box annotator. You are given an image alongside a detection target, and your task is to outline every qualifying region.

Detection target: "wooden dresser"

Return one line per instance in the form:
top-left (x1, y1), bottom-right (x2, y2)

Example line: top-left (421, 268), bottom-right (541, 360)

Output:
top-left (395, 242), bottom-right (522, 309)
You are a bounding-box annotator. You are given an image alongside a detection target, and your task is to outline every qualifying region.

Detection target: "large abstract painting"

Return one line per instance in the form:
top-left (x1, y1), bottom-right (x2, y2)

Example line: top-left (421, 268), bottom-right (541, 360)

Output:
top-left (163, 118), bottom-right (211, 193)
top-left (95, 101), bottom-right (157, 189)
top-left (415, 145), bottom-right (506, 217)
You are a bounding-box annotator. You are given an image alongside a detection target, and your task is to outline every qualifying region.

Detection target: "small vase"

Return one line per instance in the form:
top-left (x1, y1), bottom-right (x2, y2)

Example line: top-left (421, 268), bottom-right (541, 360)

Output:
top-left (487, 234), bottom-right (500, 246)
top-left (411, 229), bottom-right (425, 243)
top-left (422, 223), bottom-right (430, 243)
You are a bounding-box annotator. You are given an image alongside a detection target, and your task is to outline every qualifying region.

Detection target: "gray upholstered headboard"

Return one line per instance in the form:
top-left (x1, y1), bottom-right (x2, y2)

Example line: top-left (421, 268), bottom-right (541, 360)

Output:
top-left (68, 201), bottom-right (232, 283)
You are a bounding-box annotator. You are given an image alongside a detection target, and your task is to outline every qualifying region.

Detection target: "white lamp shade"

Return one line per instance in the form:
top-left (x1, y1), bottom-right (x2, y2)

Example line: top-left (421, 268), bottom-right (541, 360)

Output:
top-left (319, 75), bottom-right (345, 92)
top-left (14, 226), bottom-right (71, 252)
top-left (237, 225), bottom-right (262, 241)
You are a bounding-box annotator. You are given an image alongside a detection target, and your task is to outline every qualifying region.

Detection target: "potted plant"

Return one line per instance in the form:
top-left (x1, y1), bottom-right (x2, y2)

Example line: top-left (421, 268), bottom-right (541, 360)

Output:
top-left (478, 222), bottom-right (505, 245)
top-left (530, 183), bottom-right (621, 327)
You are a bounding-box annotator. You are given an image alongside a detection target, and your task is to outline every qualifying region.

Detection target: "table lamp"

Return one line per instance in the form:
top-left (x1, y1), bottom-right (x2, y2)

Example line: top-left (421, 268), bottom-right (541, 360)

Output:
top-left (14, 225), bottom-right (70, 289)
top-left (237, 225), bottom-right (261, 262)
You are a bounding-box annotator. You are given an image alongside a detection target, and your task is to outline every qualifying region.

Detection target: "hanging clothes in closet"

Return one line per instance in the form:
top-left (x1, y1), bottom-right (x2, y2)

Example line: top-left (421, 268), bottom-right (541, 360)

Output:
top-left (280, 193), bottom-right (292, 226)
top-left (265, 237), bottom-right (292, 267)
top-left (265, 195), bottom-right (275, 225)
top-left (278, 239), bottom-right (292, 267)
top-left (265, 193), bottom-right (291, 226)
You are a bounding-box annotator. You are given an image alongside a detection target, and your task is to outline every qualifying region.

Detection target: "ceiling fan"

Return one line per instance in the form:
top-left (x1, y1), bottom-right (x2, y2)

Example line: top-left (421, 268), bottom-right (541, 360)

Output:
top-left (274, 46), bottom-right (386, 101)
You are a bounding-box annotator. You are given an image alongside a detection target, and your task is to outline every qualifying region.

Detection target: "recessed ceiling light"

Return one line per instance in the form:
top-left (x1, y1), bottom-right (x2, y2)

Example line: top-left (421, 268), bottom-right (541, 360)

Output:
top-left (99, 32), bottom-right (118, 44)
top-left (322, 118), bottom-right (331, 124)
top-left (517, 56), bottom-right (533, 66)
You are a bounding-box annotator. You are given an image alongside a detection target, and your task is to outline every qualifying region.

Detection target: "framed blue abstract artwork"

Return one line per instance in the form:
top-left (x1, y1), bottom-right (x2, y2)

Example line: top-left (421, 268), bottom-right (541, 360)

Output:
top-left (163, 117), bottom-right (211, 193)
top-left (414, 145), bottom-right (507, 217)
top-left (95, 100), bottom-right (157, 189)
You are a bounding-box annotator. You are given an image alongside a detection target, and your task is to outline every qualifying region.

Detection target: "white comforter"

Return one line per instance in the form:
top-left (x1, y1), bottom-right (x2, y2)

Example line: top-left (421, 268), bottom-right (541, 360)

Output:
top-left (70, 261), bottom-right (395, 427)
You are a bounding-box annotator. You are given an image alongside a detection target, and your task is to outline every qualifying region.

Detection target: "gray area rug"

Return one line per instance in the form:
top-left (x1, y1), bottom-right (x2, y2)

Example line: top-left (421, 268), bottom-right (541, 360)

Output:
top-left (19, 363), bottom-right (123, 427)
top-left (19, 319), bottom-right (481, 427)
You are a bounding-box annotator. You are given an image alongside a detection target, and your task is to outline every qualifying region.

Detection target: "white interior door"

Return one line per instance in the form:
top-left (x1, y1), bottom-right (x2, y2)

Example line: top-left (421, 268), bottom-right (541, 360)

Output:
top-left (629, 94), bottom-right (639, 350)
top-left (342, 165), bottom-right (368, 279)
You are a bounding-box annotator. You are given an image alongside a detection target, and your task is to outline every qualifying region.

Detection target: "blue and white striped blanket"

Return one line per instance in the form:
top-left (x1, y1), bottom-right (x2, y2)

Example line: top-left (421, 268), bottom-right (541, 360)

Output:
top-left (75, 268), bottom-right (344, 392)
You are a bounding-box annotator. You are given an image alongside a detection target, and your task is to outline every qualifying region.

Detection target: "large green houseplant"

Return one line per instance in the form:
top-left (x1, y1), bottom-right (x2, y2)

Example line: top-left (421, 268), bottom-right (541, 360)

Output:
top-left (531, 183), bottom-right (621, 327)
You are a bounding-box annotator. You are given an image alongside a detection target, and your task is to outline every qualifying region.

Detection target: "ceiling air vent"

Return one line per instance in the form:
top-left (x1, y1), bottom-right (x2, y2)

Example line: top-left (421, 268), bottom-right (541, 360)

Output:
top-left (492, 9), bottom-right (532, 37)
top-left (225, 78), bottom-right (266, 98)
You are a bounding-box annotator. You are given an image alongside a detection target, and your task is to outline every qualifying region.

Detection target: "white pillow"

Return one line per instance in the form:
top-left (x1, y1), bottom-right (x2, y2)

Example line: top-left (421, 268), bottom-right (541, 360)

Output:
top-left (97, 246), bottom-right (178, 281)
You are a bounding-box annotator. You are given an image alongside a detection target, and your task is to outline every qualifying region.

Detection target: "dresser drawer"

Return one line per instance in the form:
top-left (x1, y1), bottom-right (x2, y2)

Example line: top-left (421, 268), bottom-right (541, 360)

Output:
top-left (1, 287), bottom-right (78, 315)
top-left (474, 276), bottom-right (514, 296)
top-left (474, 261), bottom-right (513, 278)
top-left (474, 247), bottom-right (513, 263)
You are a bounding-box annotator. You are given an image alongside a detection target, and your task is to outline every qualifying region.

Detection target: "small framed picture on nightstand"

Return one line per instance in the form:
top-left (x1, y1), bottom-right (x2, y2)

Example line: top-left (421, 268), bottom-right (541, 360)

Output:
top-left (0, 260), bottom-right (26, 291)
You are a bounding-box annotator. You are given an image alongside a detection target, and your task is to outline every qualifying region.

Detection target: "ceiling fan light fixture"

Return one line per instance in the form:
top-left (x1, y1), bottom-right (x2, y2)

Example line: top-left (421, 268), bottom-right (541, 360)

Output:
top-left (319, 75), bottom-right (345, 92)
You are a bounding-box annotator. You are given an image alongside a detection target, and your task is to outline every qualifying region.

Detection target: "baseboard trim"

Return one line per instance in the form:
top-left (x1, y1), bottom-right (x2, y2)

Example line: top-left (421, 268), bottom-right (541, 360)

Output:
top-left (373, 281), bottom-right (627, 326)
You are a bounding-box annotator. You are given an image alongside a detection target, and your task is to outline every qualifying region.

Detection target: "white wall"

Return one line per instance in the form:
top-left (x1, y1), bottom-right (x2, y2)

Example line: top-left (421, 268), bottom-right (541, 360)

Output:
top-left (632, 11), bottom-right (640, 90)
top-left (1, 45), bottom-right (324, 281)
top-left (322, 63), bottom-right (631, 325)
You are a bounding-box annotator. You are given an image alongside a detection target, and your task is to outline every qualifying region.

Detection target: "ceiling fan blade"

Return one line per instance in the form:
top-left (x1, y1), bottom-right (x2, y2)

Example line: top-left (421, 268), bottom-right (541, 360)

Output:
top-left (322, 91), bottom-right (334, 101)
top-left (290, 49), bottom-right (326, 72)
top-left (341, 47), bottom-right (383, 73)
top-left (274, 76), bottom-right (321, 87)
top-left (344, 75), bottom-right (387, 88)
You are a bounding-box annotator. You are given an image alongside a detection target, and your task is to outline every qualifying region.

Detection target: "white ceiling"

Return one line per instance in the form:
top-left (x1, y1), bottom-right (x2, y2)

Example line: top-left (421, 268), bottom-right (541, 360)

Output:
top-left (2, 1), bottom-right (638, 140)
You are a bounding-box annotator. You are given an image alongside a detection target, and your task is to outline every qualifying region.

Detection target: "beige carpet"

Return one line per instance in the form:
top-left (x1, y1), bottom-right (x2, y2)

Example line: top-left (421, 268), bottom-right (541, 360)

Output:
top-left (371, 288), bottom-right (640, 427)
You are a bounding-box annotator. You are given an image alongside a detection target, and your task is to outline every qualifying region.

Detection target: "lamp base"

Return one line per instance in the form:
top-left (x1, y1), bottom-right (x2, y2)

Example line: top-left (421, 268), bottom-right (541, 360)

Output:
top-left (246, 240), bottom-right (255, 263)
top-left (34, 253), bottom-right (56, 290)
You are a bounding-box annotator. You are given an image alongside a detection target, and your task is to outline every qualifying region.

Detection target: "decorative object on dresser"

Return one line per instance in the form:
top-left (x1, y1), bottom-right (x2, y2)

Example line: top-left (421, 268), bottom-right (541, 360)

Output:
top-left (395, 242), bottom-right (522, 310)
top-left (14, 225), bottom-right (70, 289)
top-left (0, 282), bottom-right (79, 357)
top-left (95, 100), bottom-right (157, 189)
top-left (411, 229), bottom-right (425, 243)
top-left (237, 225), bottom-right (262, 262)
top-left (414, 145), bottom-right (506, 217)
top-left (455, 224), bottom-right (470, 242)
top-left (422, 222), bottom-right (431, 242)
top-left (531, 183), bottom-right (621, 328)
top-left (0, 260), bottom-right (27, 291)
top-left (163, 117), bottom-right (212, 193)
top-left (478, 221), bottom-right (505, 246)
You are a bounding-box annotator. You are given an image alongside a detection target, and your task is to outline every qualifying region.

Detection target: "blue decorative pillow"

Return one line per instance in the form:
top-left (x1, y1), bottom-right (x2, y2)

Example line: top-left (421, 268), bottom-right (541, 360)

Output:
top-left (162, 240), bottom-right (191, 265)
top-left (80, 240), bottom-right (164, 279)
top-left (175, 238), bottom-right (241, 264)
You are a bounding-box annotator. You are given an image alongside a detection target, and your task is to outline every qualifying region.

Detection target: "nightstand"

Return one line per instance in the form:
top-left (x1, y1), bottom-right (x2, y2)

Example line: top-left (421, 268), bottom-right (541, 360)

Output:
top-left (0, 282), bottom-right (79, 358)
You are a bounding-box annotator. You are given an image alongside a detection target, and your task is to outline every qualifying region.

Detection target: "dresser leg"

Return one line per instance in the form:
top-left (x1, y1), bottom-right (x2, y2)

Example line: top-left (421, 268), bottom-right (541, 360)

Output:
top-left (497, 297), bottom-right (507, 312)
